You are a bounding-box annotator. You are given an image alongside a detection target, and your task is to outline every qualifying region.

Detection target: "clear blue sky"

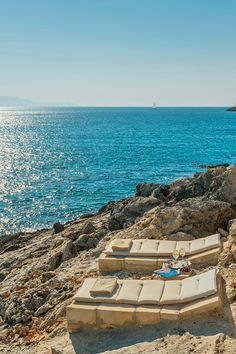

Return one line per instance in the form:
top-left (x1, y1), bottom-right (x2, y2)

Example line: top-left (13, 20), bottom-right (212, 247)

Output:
top-left (0, 0), bottom-right (235, 106)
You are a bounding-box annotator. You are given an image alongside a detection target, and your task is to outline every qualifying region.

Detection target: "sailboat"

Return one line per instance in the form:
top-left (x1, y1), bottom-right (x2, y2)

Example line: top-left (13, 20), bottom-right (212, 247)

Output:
top-left (152, 102), bottom-right (157, 109)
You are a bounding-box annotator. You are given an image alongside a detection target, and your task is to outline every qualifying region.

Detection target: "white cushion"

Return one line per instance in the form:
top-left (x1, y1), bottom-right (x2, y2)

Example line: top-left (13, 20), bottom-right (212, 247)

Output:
top-left (160, 280), bottom-right (182, 304)
top-left (197, 269), bottom-right (217, 297)
top-left (104, 239), bottom-right (143, 256)
top-left (190, 234), bottom-right (220, 255)
top-left (111, 239), bottom-right (132, 250)
top-left (175, 241), bottom-right (191, 255)
top-left (138, 240), bottom-right (159, 256)
top-left (138, 280), bottom-right (164, 304)
top-left (129, 240), bottom-right (144, 255)
top-left (180, 269), bottom-right (217, 302)
top-left (116, 280), bottom-right (143, 305)
top-left (74, 270), bottom-right (217, 306)
top-left (180, 276), bottom-right (200, 302)
top-left (104, 234), bottom-right (220, 257)
top-left (156, 241), bottom-right (177, 256)
top-left (74, 278), bottom-right (122, 303)
top-left (160, 269), bottom-right (217, 305)
top-left (90, 278), bottom-right (118, 296)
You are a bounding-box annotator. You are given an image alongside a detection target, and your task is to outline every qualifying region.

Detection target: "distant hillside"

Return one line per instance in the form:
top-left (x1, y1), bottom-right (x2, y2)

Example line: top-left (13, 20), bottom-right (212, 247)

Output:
top-left (227, 106), bottom-right (236, 111)
top-left (0, 96), bottom-right (36, 107)
top-left (0, 96), bottom-right (78, 107)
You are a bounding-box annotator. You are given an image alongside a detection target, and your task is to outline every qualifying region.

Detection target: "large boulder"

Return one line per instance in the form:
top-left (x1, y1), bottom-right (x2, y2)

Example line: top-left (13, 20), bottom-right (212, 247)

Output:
top-left (159, 165), bottom-right (236, 208)
top-left (108, 197), bottom-right (159, 231)
top-left (206, 165), bottom-right (236, 207)
top-left (168, 167), bottom-right (225, 203)
top-left (53, 222), bottom-right (64, 234)
top-left (148, 197), bottom-right (236, 239)
top-left (136, 183), bottom-right (161, 197)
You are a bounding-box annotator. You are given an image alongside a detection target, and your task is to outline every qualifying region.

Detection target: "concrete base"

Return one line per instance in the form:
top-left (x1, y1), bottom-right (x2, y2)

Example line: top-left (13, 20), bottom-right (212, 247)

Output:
top-left (67, 277), bottom-right (223, 332)
top-left (98, 248), bottom-right (221, 273)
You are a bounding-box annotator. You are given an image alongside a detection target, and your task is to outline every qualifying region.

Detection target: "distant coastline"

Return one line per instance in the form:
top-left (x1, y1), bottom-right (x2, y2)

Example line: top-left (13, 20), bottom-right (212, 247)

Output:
top-left (227, 106), bottom-right (236, 112)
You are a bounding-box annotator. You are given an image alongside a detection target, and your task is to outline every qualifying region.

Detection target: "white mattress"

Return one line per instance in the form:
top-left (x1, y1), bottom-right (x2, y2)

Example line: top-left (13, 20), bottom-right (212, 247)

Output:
top-left (74, 269), bottom-right (217, 306)
top-left (104, 234), bottom-right (221, 257)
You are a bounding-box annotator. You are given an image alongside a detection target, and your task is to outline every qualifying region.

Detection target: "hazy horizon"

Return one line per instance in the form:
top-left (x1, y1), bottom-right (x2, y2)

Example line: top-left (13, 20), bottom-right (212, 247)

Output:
top-left (0, 0), bottom-right (236, 106)
top-left (0, 96), bottom-right (232, 108)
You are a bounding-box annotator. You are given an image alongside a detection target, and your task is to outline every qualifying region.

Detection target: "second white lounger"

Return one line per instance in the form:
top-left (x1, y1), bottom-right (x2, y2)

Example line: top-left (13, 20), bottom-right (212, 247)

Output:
top-left (99, 234), bottom-right (221, 272)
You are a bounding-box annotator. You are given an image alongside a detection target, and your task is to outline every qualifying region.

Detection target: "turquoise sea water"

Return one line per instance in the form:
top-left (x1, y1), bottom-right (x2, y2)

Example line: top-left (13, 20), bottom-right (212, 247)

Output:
top-left (0, 107), bottom-right (236, 236)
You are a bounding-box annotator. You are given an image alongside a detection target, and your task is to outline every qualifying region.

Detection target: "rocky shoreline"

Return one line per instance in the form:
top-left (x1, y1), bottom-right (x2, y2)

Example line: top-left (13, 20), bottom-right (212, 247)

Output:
top-left (1, 165), bottom-right (236, 353)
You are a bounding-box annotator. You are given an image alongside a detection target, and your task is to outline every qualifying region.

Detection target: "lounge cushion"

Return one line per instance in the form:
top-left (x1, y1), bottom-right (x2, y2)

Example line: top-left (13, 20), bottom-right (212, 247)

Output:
top-left (138, 280), bottom-right (165, 304)
top-left (116, 280), bottom-right (143, 305)
top-left (190, 234), bottom-right (220, 255)
top-left (105, 240), bottom-right (142, 257)
top-left (74, 270), bottom-right (217, 306)
top-left (139, 239), bottom-right (160, 255)
top-left (74, 278), bottom-right (122, 303)
top-left (156, 241), bottom-right (177, 256)
top-left (104, 234), bottom-right (221, 257)
top-left (175, 241), bottom-right (191, 254)
top-left (112, 239), bottom-right (132, 251)
top-left (160, 269), bottom-right (217, 305)
top-left (90, 279), bottom-right (118, 296)
top-left (160, 280), bottom-right (182, 304)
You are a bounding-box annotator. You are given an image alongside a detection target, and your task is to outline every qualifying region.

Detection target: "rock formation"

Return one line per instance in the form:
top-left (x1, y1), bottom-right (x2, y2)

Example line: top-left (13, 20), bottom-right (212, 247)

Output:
top-left (227, 106), bottom-right (236, 111)
top-left (1, 165), bottom-right (236, 353)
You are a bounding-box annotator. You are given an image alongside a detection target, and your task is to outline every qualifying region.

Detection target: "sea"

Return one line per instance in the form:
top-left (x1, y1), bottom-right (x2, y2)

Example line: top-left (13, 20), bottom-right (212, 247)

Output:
top-left (0, 107), bottom-right (236, 236)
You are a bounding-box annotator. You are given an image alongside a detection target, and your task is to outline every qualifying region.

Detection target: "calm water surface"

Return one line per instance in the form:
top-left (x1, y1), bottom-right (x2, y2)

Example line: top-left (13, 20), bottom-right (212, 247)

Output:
top-left (0, 107), bottom-right (236, 235)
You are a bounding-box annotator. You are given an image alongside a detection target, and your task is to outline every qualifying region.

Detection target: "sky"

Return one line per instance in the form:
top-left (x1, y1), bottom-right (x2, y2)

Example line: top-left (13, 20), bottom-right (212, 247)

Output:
top-left (0, 0), bottom-right (235, 106)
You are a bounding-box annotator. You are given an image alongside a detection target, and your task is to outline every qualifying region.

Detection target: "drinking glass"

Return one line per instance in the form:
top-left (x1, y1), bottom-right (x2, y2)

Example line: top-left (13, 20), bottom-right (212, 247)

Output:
top-left (172, 249), bottom-right (179, 260)
top-left (179, 248), bottom-right (186, 258)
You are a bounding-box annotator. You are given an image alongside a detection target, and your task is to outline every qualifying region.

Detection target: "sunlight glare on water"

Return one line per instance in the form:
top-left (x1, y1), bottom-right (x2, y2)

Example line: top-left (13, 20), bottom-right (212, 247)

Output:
top-left (0, 107), bottom-right (236, 236)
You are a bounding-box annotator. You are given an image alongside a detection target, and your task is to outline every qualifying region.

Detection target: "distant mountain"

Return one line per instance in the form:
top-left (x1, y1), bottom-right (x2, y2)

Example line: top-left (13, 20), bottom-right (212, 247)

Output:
top-left (227, 106), bottom-right (236, 112)
top-left (0, 96), bottom-right (78, 107)
top-left (0, 96), bottom-right (36, 107)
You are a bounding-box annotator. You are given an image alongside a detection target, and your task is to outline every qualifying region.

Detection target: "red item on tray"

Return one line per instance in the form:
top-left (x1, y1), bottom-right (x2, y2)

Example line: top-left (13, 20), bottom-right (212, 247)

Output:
top-left (180, 266), bottom-right (191, 273)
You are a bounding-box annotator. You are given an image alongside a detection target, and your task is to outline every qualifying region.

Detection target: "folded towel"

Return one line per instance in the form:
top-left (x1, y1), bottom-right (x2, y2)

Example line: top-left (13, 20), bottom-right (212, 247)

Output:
top-left (156, 268), bottom-right (179, 278)
top-left (112, 239), bottom-right (132, 251)
top-left (90, 279), bottom-right (118, 297)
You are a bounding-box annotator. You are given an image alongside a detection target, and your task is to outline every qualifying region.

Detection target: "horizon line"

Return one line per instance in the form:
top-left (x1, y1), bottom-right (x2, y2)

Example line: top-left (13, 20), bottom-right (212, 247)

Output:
top-left (0, 105), bottom-right (233, 108)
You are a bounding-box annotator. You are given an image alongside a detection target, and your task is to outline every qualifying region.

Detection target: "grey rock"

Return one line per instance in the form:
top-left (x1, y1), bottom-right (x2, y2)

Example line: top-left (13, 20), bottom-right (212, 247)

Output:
top-left (97, 201), bottom-right (115, 214)
top-left (198, 163), bottom-right (230, 169)
top-left (169, 232), bottom-right (195, 241)
top-left (86, 237), bottom-right (99, 249)
top-left (53, 222), bottom-right (64, 234)
top-left (151, 197), bottom-right (236, 239)
top-left (31, 294), bottom-right (44, 310)
top-left (35, 303), bottom-right (52, 316)
top-left (152, 185), bottom-right (170, 199)
top-left (221, 237), bottom-right (228, 243)
top-left (48, 252), bottom-right (62, 271)
top-left (61, 241), bottom-right (76, 262)
top-left (74, 234), bottom-right (89, 250)
top-left (217, 228), bottom-right (229, 238)
top-left (41, 271), bottom-right (56, 283)
top-left (73, 233), bottom-right (99, 251)
top-left (108, 197), bottom-right (158, 231)
top-left (0, 272), bottom-right (6, 282)
top-left (82, 221), bottom-right (96, 234)
top-left (136, 182), bottom-right (161, 197)
top-left (96, 228), bottom-right (108, 240)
